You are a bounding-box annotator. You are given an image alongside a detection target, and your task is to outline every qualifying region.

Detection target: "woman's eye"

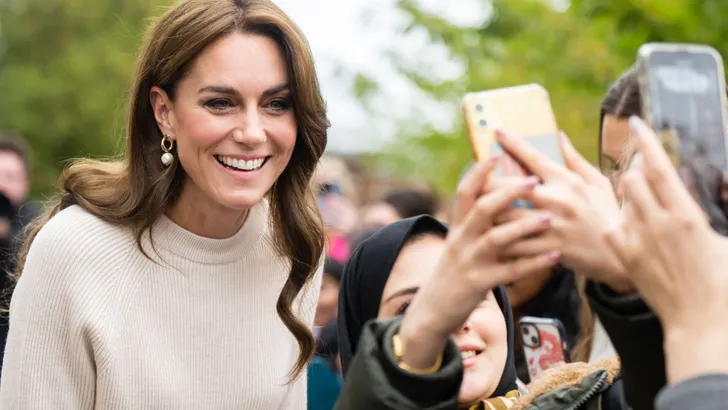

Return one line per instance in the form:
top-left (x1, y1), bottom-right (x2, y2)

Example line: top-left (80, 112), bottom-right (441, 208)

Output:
top-left (395, 301), bottom-right (410, 316)
top-left (204, 98), bottom-right (233, 110)
top-left (267, 99), bottom-right (292, 112)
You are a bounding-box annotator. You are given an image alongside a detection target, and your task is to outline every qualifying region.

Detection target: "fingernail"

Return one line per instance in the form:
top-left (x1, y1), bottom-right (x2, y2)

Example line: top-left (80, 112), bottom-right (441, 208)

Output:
top-left (494, 129), bottom-right (508, 138)
top-left (525, 176), bottom-right (539, 186)
top-left (539, 214), bottom-right (552, 223)
top-left (547, 250), bottom-right (560, 262)
top-left (628, 116), bottom-right (645, 132)
top-left (488, 154), bottom-right (501, 165)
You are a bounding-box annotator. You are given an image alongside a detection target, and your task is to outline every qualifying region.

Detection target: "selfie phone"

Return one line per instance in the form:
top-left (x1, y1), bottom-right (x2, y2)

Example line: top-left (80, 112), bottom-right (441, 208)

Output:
top-left (637, 43), bottom-right (728, 171)
top-left (519, 316), bottom-right (570, 380)
top-left (461, 84), bottom-right (565, 207)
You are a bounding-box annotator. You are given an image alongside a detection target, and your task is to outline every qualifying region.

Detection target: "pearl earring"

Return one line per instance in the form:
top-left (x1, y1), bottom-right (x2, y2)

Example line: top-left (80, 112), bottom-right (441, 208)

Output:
top-left (160, 134), bottom-right (175, 166)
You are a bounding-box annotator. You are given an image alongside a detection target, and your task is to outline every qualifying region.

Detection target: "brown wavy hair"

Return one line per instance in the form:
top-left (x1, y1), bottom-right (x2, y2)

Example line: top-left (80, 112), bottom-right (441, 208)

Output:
top-left (15, 0), bottom-right (328, 381)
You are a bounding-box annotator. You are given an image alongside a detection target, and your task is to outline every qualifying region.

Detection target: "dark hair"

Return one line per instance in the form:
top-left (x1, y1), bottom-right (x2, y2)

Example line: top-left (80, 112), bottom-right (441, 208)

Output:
top-left (323, 258), bottom-right (344, 282)
top-left (17, 0), bottom-right (328, 382)
top-left (0, 132), bottom-right (31, 172)
top-left (382, 188), bottom-right (438, 219)
top-left (598, 67), bottom-right (641, 170)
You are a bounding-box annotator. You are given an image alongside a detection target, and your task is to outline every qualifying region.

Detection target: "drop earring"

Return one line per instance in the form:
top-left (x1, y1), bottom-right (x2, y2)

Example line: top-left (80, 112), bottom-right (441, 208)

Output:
top-left (161, 134), bottom-right (175, 166)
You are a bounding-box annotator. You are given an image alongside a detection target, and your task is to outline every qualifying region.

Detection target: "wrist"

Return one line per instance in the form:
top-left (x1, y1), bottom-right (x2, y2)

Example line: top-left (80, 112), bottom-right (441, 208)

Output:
top-left (664, 323), bottom-right (728, 384)
top-left (398, 309), bottom-right (449, 371)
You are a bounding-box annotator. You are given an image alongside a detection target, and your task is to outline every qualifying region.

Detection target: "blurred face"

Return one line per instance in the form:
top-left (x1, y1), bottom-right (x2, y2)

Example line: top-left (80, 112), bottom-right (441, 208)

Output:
top-left (378, 234), bottom-right (508, 406)
top-left (315, 274), bottom-right (340, 327)
top-left (360, 202), bottom-right (400, 229)
top-left (601, 115), bottom-right (634, 194)
top-left (0, 151), bottom-right (28, 207)
top-left (151, 32), bottom-right (296, 221)
top-left (504, 267), bottom-right (552, 308)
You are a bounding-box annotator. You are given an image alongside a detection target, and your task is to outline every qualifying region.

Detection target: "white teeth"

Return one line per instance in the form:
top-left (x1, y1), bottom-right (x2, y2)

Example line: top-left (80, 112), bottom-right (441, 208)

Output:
top-left (217, 156), bottom-right (265, 171)
top-left (461, 351), bottom-right (477, 359)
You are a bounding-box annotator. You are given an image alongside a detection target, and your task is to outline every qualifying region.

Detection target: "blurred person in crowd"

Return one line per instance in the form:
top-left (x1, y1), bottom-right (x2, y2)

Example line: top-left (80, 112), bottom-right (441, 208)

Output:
top-left (335, 129), bottom-right (666, 410)
top-left (359, 187), bottom-right (438, 230)
top-left (313, 156), bottom-right (359, 262)
top-left (0, 134), bottom-right (39, 275)
top-left (0, 133), bottom-right (39, 376)
top-left (607, 116), bottom-right (728, 410)
top-left (0, 0), bottom-right (329, 407)
top-left (308, 320), bottom-right (343, 410)
top-left (314, 258), bottom-right (344, 335)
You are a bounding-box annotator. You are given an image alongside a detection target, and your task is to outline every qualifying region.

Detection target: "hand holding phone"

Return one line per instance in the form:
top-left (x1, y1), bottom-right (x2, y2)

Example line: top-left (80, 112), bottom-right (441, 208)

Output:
top-left (637, 42), bottom-right (728, 171)
top-left (461, 84), bottom-right (565, 207)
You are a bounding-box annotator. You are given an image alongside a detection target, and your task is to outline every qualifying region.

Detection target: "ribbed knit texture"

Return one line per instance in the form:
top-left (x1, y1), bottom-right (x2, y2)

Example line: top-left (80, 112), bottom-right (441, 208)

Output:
top-left (0, 201), bottom-right (322, 409)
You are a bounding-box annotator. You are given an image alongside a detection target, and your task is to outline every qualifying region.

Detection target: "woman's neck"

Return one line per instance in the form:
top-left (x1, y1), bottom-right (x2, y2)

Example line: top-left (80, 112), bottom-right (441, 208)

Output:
top-left (167, 184), bottom-right (249, 239)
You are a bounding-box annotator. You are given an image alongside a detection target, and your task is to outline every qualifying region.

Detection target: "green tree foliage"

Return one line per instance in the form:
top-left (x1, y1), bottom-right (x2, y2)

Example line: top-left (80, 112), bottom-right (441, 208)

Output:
top-left (0, 0), bottom-right (171, 197)
top-left (374, 0), bottom-right (728, 193)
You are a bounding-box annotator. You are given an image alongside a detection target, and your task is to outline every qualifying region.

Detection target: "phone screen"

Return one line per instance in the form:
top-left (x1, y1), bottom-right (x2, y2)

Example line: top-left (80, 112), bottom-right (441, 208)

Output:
top-left (645, 50), bottom-right (728, 170)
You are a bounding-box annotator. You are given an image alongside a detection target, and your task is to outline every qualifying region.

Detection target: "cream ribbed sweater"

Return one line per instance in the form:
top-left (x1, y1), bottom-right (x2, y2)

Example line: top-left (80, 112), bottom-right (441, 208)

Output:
top-left (0, 202), bottom-right (322, 409)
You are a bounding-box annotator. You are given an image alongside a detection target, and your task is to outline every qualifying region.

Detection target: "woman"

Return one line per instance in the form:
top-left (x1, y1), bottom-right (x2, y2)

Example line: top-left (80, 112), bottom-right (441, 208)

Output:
top-left (599, 66), bottom-right (728, 234)
top-left (607, 116), bottom-right (728, 410)
top-left (1, 0), bottom-right (327, 407)
top-left (336, 158), bottom-right (627, 409)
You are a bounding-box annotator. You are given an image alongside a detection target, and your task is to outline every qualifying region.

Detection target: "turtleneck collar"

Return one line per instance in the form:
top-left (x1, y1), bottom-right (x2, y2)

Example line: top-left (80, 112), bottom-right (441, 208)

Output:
top-left (151, 200), bottom-right (269, 264)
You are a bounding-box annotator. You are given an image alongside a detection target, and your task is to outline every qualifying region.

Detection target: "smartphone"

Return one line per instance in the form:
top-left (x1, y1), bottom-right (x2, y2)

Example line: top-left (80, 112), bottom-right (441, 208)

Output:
top-left (519, 316), bottom-right (570, 380)
top-left (462, 83), bottom-right (564, 166)
top-left (637, 43), bottom-right (728, 171)
top-left (462, 84), bottom-right (565, 207)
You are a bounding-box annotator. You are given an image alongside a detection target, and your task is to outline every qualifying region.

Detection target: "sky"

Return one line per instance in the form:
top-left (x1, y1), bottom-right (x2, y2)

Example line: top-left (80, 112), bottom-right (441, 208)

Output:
top-left (274, 0), bottom-right (487, 154)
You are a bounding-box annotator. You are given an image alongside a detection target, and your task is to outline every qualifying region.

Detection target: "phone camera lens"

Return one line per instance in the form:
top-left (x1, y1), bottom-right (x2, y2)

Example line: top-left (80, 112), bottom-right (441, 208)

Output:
top-left (475, 104), bottom-right (483, 112)
top-left (522, 327), bottom-right (530, 336)
top-left (479, 119), bottom-right (487, 127)
top-left (531, 336), bottom-right (538, 345)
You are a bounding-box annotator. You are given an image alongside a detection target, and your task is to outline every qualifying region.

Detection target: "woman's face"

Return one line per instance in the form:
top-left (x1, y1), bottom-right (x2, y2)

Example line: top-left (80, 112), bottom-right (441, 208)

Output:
top-left (377, 234), bottom-right (508, 406)
top-left (504, 267), bottom-right (552, 308)
top-left (601, 115), bottom-right (635, 194)
top-left (151, 32), bottom-right (296, 214)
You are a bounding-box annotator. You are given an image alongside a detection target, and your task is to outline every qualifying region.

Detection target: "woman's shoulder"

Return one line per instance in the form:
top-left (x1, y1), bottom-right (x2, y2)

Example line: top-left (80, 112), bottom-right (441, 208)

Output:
top-left (513, 356), bottom-right (623, 410)
top-left (29, 205), bottom-right (134, 265)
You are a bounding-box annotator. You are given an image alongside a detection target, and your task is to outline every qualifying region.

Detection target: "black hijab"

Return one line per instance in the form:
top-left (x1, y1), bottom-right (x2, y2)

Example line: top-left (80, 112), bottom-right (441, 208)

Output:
top-left (337, 215), bottom-right (519, 397)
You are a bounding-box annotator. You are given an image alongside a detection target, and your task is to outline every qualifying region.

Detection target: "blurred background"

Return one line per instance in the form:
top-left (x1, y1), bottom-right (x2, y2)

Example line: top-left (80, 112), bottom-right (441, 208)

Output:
top-left (1, 0), bottom-right (728, 200)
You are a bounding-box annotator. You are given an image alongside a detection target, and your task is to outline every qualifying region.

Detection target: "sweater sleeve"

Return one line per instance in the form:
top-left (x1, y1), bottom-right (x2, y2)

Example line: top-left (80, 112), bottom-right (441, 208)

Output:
top-left (0, 215), bottom-right (97, 409)
top-left (655, 374), bottom-right (728, 410)
top-left (278, 255), bottom-right (324, 410)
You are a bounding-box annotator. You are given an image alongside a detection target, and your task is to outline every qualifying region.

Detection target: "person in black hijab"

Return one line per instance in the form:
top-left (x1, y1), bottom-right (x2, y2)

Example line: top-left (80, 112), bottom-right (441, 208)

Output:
top-left (338, 216), bottom-right (523, 408)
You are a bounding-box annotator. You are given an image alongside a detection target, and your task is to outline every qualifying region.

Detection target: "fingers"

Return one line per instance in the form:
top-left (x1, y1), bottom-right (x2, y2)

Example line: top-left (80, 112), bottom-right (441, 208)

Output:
top-left (462, 176), bottom-right (539, 235)
top-left (526, 184), bottom-right (575, 216)
top-left (454, 157), bottom-right (499, 225)
top-left (628, 116), bottom-right (696, 212)
top-left (498, 251), bottom-right (561, 285)
top-left (619, 169), bottom-right (659, 223)
top-left (500, 235), bottom-right (560, 259)
top-left (559, 132), bottom-right (606, 185)
top-left (494, 129), bottom-right (572, 182)
top-left (481, 214), bottom-right (553, 250)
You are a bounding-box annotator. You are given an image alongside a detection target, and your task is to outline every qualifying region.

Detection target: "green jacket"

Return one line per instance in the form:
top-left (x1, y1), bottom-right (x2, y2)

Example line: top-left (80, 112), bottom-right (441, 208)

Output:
top-left (334, 317), bottom-right (626, 410)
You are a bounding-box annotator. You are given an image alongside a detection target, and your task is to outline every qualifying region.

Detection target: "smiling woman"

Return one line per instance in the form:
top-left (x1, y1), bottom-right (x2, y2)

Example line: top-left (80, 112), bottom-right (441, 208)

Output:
top-left (0, 0), bottom-right (328, 408)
